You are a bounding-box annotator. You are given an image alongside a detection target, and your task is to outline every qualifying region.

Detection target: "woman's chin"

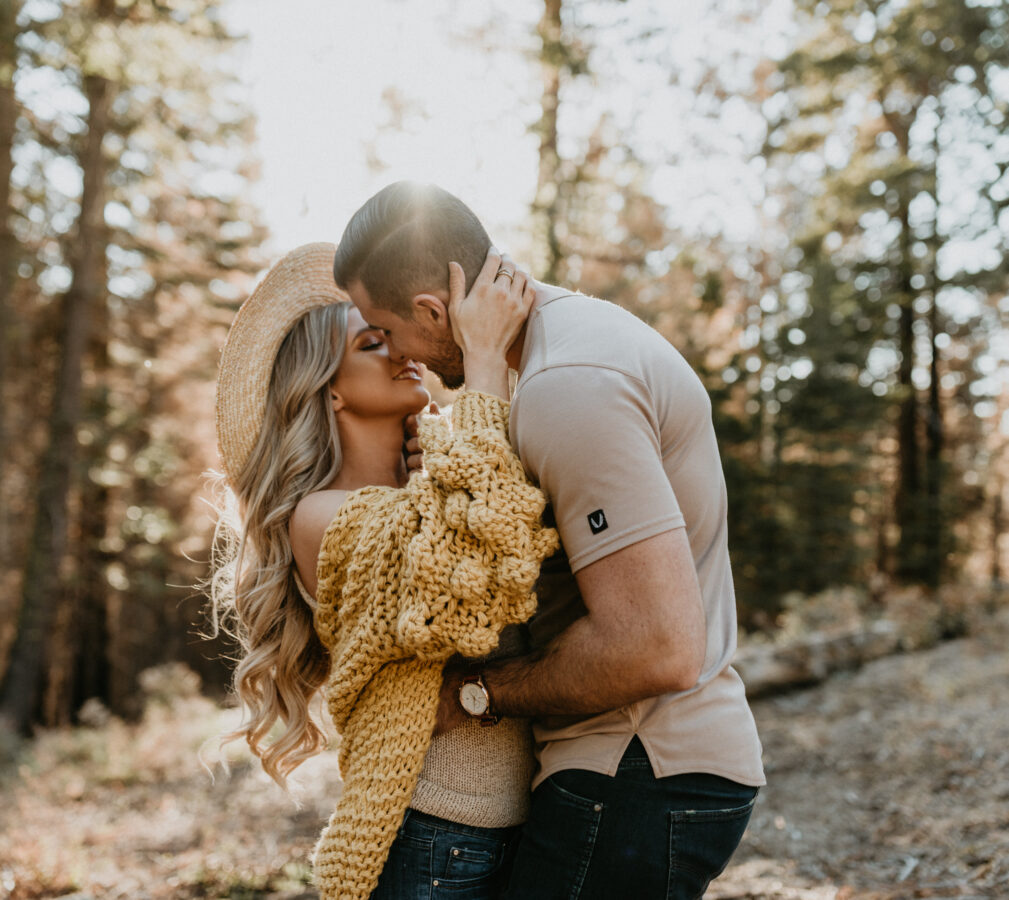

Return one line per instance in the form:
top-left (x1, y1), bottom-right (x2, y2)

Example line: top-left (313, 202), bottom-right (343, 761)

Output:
top-left (406, 386), bottom-right (431, 413)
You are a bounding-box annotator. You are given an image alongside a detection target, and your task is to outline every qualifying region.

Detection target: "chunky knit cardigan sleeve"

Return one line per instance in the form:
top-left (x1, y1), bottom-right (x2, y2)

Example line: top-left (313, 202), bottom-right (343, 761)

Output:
top-left (311, 391), bottom-right (558, 900)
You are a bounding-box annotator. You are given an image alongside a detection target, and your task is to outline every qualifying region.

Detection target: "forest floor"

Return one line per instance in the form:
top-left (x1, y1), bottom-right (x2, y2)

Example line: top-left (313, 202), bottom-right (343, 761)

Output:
top-left (2, 603), bottom-right (1007, 900)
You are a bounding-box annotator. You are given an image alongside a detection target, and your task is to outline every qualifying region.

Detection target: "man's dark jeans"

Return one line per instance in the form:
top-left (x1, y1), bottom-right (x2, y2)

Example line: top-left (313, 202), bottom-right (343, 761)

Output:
top-left (503, 737), bottom-right (758, 899)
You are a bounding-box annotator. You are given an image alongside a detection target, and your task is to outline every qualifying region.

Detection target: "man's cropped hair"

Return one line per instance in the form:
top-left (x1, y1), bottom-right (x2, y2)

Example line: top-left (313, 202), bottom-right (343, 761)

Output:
top-left (333, 181), bottom-right (491, 318)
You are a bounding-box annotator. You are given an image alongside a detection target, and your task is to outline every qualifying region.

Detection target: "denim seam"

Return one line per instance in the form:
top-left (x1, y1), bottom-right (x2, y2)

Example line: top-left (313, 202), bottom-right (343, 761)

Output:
top-left (438, 845), bottom-right (510, 889)
top-left (404, 808), bottom-right (518, 841)
top-left (425, 833), bottom-right (435, 900)
top-left (667, 795), bottom-right (756, 825)
top-left (569, 804), bottom-right (602, 900)
top-left (666, 795), bottom-right (757, 894)
top-left (449, 847), bottom-right (494, 864)
top-left (543, 779), bottom-right (605, 899)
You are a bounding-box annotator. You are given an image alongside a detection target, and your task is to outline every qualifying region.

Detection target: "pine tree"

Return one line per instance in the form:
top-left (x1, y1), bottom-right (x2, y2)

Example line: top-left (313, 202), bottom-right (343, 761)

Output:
top-left (0, 0), bottom-right (266, 731)
top-left (0, 0), bottom-right (116, 733)
top-left (0, 0), bottom-right (20, 587)
top-left (764, 0), bottom-right (1009, 587)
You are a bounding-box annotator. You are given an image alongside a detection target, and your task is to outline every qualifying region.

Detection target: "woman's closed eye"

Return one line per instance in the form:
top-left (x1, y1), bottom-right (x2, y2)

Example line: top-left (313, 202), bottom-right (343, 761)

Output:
top-left (358, 331), bottom-right (385, 351)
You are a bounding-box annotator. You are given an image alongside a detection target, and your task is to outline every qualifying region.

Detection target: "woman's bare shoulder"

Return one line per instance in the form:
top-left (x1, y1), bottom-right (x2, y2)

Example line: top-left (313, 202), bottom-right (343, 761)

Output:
top-left (289, 490), bottom-right (350, 595)
top-left (290, 490), bottom-right (350, 547)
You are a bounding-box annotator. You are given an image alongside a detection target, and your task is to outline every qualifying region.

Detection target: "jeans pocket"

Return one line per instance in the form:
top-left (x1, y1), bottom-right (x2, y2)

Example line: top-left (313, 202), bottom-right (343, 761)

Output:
top-left (431, 829), bottom-right (514, 897)
top-left (441, 841), bottom-right (497, 881)
top-left (667, 794), bottom-right (757, 900)
top-left (503, 775), bottom-right (605, 900)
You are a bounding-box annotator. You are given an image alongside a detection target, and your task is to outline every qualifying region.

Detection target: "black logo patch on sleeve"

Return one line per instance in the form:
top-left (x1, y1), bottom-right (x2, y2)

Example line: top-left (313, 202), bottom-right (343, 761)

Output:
top-left (587, 509), bottom-right (609, 535)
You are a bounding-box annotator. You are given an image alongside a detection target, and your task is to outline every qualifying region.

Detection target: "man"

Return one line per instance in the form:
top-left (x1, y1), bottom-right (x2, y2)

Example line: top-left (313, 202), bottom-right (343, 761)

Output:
top-left (333, 181), bottom-right (765, 898)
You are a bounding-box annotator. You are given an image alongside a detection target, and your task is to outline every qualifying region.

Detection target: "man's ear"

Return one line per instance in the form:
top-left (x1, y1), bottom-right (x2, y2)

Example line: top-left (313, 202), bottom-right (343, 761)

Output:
top-left (411, 292), bottom-right (450, 329)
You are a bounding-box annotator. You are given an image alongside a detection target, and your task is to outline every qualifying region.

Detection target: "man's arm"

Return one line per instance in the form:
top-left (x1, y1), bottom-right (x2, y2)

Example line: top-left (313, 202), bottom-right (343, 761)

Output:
top-left (436, 526), bottom-right (707, 731)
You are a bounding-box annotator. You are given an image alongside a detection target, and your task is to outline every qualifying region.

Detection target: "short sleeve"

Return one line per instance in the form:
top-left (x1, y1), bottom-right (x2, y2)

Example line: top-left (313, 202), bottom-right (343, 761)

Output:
top-left (511, 365), bottom-right (685, 572)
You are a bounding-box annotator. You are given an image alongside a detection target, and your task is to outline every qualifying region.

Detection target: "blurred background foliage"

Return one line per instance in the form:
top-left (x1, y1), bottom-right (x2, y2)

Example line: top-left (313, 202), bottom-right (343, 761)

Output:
top-left (0, 0), bottom-right (1007, 734)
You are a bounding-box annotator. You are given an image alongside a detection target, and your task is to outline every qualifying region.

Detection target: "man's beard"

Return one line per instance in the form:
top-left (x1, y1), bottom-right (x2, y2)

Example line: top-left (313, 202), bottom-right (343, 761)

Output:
top-left (422, 326), bottom-right (466, 390)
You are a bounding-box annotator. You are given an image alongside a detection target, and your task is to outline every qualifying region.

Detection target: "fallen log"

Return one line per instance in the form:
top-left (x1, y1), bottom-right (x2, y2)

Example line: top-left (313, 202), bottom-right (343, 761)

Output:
top-left (734, 619), bottom-right (902, 699)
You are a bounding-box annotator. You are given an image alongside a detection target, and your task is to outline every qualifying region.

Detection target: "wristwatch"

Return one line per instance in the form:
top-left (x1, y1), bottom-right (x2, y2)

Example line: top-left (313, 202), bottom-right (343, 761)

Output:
top-left (458, 670), bottom-right (500, 726)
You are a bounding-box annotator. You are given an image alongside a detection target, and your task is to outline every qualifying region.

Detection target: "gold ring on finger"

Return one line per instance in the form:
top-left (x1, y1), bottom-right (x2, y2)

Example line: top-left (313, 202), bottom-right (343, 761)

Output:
top-left (496, 268), bottom-right (515, 282)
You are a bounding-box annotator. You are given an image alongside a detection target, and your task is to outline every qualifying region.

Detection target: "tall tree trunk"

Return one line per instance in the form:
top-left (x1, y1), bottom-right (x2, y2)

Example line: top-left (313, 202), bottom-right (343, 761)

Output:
top-left (68, 373), bottom-right (111, 720)
top-left (894, 189), bottom-right (922, 582)
top-left (45, 202), bottom-right (111, 726)
top-left (993, 486), bottom-right (1004, 587)
top-left (922, 133), bottom-right (943, 589)
top-left (883, 109), bottom-right (927, 584)
top-left (48, 278), bottom-right (112, 725)
top-left (534, 0), bottom-right (563, 283)
top-left (0, 0), bottom-right (20, 574)
top-left (923, 292), bottom-right (942, 588)
top-left (0, 65), bottom-right (111, 733)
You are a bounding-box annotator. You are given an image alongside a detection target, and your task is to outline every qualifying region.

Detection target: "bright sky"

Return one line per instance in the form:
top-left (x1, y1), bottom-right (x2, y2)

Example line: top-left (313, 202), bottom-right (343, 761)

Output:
top-left (224, 0), bottom-right (545, 256)
top-left (223, 0), bottom-right (794, 258)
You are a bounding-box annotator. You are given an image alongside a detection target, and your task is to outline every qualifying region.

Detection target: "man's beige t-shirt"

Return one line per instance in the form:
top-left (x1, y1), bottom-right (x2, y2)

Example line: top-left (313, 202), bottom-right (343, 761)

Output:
top-left (510, 292), bottom-right (765, 790)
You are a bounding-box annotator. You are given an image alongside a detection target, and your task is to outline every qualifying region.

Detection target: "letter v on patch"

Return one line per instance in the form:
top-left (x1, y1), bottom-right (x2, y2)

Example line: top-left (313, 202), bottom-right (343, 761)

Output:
top-left (587, 509), bottom-right (608, 535)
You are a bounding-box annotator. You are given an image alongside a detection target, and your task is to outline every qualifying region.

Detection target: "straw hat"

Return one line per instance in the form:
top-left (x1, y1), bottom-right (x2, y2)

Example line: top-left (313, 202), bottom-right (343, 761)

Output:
top-left (216, 242), bottom-right (347, 485)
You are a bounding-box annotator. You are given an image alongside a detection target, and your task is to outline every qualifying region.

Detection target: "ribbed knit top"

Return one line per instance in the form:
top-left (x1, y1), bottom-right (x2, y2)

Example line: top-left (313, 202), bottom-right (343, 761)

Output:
top-left (409, 625), bottom-right (534, 828)
top-left (310, 392), bottom-right (558, 899)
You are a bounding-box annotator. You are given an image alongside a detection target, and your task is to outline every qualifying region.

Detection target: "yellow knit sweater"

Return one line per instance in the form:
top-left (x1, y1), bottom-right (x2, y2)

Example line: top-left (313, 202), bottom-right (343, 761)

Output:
top-left (311, 391), bottom-right (559, 900)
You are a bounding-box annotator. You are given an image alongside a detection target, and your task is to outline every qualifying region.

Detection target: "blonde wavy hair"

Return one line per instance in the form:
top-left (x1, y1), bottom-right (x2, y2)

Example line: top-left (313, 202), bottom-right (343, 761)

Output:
top-left (208, 301), bottom-right (352, 788)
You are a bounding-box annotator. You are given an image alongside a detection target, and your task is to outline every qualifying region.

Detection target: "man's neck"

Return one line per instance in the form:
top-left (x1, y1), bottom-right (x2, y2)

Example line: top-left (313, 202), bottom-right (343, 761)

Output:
top-left (504, 280), bottom-right (570, 372)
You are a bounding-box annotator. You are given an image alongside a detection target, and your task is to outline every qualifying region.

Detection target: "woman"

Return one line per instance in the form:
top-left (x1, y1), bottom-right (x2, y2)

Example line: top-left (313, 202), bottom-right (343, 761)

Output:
top-left (210, 242), bottom-right (557, 900)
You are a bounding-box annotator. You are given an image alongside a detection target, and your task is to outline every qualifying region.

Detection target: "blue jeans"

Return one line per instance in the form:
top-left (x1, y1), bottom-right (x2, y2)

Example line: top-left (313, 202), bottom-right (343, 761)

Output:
top-left (503, 737), bottom-right (758, 899)
top-left (370, 808), bottom-right (519, 900)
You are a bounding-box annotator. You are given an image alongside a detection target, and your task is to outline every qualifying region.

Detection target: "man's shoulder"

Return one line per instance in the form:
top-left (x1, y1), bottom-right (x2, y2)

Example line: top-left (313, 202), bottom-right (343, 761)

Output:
top-left (534, 290), bottom-right (644, 329)
top-left (513, 300), bottom-right (708, 445)
top-left (518, 299), bottom-right (686, 400)
top-left (531, 293), bottom-right (677, 365)
top-left (513, 361), bottom-right (643, 411)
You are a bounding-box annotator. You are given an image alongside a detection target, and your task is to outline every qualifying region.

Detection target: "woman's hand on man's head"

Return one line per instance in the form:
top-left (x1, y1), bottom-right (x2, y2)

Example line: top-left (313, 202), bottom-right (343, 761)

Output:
top-left (448, 248), bottom-right (535, 399)
top-left (447, 248), bottom-right (535, 360)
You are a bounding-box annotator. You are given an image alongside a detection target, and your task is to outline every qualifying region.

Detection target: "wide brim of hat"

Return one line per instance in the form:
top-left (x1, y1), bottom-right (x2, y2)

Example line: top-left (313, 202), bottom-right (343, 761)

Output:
top-left (216, 242), bottom-right (346, 485)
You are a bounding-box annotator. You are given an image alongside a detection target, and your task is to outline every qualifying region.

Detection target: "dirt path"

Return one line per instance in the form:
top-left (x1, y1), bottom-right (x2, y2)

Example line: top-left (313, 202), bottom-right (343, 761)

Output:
top-left (710, 609), bottom-right (1009, 899)
top-left (2, 611), bottom-right (1007, 899)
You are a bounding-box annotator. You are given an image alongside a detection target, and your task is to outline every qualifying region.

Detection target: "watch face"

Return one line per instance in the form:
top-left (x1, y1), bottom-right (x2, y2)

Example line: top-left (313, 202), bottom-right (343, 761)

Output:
top-left (459, 682), bottom-right (489, 716)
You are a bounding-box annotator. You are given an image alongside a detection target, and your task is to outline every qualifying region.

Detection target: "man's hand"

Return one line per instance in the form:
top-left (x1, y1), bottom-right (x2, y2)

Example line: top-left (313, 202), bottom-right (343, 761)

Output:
top-left (433, 664), bottom-right (469, 736)
top-left (403, 401), bottom-right (439, 475)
